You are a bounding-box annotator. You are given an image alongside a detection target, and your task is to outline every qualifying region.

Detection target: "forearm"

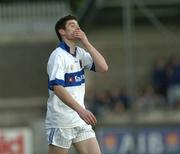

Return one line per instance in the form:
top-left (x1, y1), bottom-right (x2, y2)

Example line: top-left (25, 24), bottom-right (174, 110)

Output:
top-left (72, 28), bottom-right (108, 72)
top-left (82, 41), bottom-right (108, 73)
top-left (53, 85), bottom-right (97, 125)
top-left (53, 85), bottom-right (83, 112)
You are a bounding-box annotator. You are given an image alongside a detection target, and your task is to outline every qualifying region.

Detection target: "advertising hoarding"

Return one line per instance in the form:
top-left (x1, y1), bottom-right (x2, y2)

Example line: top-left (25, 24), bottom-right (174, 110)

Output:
top-left (0, 128), bottom-right (33, 154)
top-left (97, 127), bottom-right (180, 154)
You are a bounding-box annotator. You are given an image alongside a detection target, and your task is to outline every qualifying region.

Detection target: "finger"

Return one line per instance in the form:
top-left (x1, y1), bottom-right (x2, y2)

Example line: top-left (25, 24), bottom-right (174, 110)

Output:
top-left (84, 116), bottom-right (91, 125)
top-left (83, 111), bottom-right (95, 125)
top-left (91, 114), bottom-right (97, 125)
top-left (89, 112), bottom-right (97, 124)
top-left (81, 112), bottom-right (91, 125)
top-left (87, 111), bottom-right (97, 125)
top-left (73, 31), bottom-right (81, 38)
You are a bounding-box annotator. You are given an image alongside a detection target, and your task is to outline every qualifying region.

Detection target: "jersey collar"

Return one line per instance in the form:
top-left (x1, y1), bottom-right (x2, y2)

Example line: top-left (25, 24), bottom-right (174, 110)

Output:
top-left (59, 41), bottom-right (76, 57)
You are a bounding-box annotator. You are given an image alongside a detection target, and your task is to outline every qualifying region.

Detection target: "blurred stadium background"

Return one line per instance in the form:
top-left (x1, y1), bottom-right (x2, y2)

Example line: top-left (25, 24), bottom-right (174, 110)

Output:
top-left (0, 0), bottom-right (180, 154)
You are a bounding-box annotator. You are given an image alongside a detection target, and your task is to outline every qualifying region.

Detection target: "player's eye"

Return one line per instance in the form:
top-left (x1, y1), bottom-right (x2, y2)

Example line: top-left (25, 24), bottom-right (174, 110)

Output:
top-left (69, 23), bottom-right (79, 29)
top-left (71, 25), bottom-right (75, 28)
top-left (69, 23), bottom-right (75, 27)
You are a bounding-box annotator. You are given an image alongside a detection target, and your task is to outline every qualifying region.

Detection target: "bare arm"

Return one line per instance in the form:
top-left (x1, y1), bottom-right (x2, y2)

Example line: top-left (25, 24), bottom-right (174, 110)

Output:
top-left (53, 85), bottom-right (97, 125)
top-left (72, 28), bottom-right (108, 73)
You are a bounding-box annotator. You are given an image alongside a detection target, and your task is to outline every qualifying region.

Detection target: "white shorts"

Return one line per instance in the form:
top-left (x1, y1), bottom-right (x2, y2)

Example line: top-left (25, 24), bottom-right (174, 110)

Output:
top-left (46, 124), bottom-right (96, 149)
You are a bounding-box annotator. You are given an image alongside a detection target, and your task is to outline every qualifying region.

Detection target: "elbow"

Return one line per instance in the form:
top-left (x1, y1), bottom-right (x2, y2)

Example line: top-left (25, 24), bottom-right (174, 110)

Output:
top-left (100, 65), bottom-right (108, 73)
top-left (104, 65), bottom-right (109, 72)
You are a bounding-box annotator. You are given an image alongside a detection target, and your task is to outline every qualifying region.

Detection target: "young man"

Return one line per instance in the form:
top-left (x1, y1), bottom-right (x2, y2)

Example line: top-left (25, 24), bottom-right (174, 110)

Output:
top-left (45, 15), bottom-right (108, 154)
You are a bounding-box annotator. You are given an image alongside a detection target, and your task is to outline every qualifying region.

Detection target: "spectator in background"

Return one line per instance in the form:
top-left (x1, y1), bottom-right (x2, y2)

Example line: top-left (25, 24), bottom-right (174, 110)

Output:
top-left (135, 85), bottom-right (166, 111)
top-left (109, 88), bottom-right (131, 113)
top-left (94, 91), bottom-right (111, 116)
top-left (109, 88), bottom-right (125, 113)
top-left (151, 56), bottom-right (167, 97)
top-left (165, 53), bottom-right (180, 107)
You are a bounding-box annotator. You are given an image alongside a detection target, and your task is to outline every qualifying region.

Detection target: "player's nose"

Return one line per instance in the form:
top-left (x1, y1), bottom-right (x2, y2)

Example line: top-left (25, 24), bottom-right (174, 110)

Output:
top-left (75, 24), bottom-right (80, 29)
top-left (76, 27), bottom-right (80, 30)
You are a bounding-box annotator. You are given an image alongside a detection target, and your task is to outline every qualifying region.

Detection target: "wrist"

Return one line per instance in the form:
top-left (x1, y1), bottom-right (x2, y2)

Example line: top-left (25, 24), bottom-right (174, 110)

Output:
top-left (82, 40), bottom-right (92, 49)
top-left (74, 104), bottom-right (84, 113)
top-left (81, 37), bottom-right (90, 46)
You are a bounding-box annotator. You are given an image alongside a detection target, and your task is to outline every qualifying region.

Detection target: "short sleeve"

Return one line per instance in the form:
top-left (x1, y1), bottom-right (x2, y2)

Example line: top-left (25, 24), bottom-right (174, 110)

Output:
top-left (80, 48), bottom-right (95, 71)
top-left (47, 54), bottom-right (65, 90)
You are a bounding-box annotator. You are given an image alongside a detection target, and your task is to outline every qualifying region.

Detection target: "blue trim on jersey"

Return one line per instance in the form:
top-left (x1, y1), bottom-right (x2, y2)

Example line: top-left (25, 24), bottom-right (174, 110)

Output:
top-left (59, 41), bottom-right (70, 52)
top-left (48, 78), bottom-right (65, 90)
top-left (48, 69), bottom-right (85, 90)
top-left (90, 62), bottom-right (96, 72)
top-left (59, 41), bottom-right (76, 57)
top-left (48, 128), bottom-right (55, 144)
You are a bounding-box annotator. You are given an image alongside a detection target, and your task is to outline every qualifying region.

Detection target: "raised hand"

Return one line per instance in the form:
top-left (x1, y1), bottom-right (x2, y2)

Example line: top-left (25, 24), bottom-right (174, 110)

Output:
top-left (72, 28), bottom-right (89, 44)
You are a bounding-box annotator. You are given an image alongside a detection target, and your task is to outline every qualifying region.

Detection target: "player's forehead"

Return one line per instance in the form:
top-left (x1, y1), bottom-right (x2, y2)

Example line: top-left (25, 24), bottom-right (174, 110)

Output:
top-left (66, 19), bottom-right (79, 27)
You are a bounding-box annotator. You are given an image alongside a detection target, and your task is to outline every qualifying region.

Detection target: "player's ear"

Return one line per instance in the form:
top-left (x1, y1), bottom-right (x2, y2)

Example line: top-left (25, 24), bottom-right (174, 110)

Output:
top-left (59, 29), bottom-right (65, 36)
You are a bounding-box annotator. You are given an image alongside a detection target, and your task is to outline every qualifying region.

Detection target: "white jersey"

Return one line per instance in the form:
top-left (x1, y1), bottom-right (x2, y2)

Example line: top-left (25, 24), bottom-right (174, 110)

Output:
top-left (45, 41), bottom-right (95, 128)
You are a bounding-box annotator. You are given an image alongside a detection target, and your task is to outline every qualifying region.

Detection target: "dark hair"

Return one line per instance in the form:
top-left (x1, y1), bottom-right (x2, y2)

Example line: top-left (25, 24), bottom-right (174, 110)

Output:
top-left (55, 15), bottom-right (78, 41)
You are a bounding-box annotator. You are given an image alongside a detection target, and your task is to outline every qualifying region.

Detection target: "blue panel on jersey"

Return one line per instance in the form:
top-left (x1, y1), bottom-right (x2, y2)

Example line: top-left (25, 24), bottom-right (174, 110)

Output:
top-left (64, 69), bottom-right (85, 87)
top-left (48, 69), bottom-right (85, 90)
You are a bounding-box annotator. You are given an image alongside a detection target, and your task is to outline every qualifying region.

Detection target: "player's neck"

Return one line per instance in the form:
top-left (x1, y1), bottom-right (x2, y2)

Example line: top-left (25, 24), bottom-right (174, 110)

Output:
top-left (63, 39), bottom-right (76, 54)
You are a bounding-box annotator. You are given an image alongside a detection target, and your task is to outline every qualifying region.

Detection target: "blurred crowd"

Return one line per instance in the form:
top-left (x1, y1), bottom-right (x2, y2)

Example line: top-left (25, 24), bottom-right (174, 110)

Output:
top-left (85, 53), bottom-right (180, 116)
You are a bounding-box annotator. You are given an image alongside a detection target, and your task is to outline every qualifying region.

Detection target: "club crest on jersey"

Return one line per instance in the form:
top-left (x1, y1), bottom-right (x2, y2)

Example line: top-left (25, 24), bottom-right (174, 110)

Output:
top-left (68, 77), bottom-right (75, 83)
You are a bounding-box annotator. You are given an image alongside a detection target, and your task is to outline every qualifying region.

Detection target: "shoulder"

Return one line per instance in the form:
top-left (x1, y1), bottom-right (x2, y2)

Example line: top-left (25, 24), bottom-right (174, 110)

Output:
top-left (76, 46), bottom-right (86, 52)
top-left (76, 46), bottom-right (87, 56)
top-left (51, 47), bottom-right (67, 56)
top-left (48, 47), bottom-right (67, 65)
top-left (49, 47), bottom-right (67, 60)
